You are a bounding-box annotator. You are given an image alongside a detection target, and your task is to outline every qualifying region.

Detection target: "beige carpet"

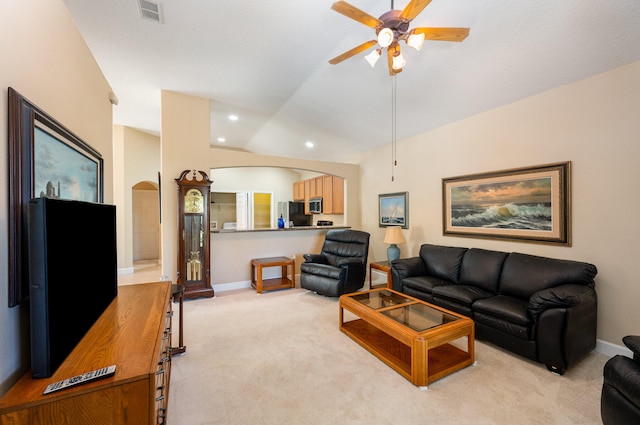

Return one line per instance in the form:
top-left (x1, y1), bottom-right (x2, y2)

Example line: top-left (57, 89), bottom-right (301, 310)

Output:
top-left (165, 287), bottom-right (607, 425)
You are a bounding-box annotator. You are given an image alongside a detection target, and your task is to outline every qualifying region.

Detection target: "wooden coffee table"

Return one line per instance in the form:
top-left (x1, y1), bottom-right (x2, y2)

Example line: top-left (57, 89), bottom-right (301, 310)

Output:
top-left (339, 288), bottom-right (474, 387)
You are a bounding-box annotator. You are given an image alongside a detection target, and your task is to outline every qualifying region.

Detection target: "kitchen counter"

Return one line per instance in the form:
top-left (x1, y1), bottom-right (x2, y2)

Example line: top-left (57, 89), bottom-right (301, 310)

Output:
top-left (211, 225), bottom-right (350, 234)
top-left (209, 225), bottom-right (351, 290)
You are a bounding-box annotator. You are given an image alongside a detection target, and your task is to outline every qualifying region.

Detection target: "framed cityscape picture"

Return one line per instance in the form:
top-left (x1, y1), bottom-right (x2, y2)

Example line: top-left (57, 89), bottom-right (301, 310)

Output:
top-left (442, 162), bottom-right (571, 245)
top-left (7, 87), bottom-right (103, 306)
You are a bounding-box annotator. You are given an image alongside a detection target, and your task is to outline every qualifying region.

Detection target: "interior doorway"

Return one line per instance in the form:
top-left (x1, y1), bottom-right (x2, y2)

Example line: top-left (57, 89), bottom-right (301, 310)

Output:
top-left (132, 181), bottom-right (160, 262)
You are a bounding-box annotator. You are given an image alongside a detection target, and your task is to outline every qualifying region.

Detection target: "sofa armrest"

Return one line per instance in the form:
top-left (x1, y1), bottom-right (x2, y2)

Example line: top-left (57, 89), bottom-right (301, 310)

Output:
top-left (532, 284), bottom-right (597, 372)
top-left (528, 284), bottom-right (596, 319)
top-left (603, 355), bottom-right (640, 411)
top-left (303, 254), bottom-right (328, 264)
top-left (390, 257), bottom-right (426, 292)
top-left (623, 335), bottom-right (640, 362)
top-left (391, 257), bottom-right (426, 278)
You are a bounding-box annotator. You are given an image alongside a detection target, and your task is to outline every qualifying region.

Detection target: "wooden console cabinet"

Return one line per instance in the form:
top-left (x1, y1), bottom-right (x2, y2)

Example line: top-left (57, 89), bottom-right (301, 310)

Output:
top-left (0, 282), bottom-right (173, 425)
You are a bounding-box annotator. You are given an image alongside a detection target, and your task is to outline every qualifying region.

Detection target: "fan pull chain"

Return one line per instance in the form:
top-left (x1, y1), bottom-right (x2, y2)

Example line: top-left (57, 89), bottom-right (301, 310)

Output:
top-left (391, 75), bottom-right (397, 182)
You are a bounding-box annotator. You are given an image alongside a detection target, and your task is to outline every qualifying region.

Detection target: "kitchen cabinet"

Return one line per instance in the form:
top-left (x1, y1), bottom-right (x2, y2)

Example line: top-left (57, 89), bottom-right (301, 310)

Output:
top-left (304, 179), bottom-right (311, 214)
top-left (322, 175), bottom-right (344, 214)
top-left (313, 176), bottom-right (323, 198)
top-left (293, 181), bottom-right (305, 201)
top-left (294, 175), bottom-right (344, 215)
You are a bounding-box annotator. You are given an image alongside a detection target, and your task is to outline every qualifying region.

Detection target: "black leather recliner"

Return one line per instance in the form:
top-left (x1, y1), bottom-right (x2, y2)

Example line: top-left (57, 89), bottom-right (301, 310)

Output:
top-left (300, 229), bottom-right (370, 297)
top-left (601, 335), bottom-right (640, 425)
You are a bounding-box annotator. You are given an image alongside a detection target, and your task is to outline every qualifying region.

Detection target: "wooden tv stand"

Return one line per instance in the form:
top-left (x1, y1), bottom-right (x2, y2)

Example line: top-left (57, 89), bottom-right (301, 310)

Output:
top-left (0, 282), bottom-right (173, 425)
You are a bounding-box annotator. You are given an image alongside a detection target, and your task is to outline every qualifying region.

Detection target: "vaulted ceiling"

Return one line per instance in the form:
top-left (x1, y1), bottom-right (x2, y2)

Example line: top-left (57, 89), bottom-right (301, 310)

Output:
top-left (62, 0), bottom-right (640, 163)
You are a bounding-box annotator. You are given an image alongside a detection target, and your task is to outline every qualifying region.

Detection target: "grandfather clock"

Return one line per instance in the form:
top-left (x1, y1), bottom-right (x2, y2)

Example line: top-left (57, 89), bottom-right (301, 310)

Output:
top-left (176, 170), bottom-right (214, 299)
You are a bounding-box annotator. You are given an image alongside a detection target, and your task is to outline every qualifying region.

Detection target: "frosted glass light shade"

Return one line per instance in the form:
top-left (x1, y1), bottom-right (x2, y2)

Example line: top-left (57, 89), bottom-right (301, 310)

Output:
top-left (364, 49), bottom-right (382, 67)
top-left (407, 33), bottom-right (425, 51)
top-left (392, 51), bottom-right (406, 70)
top-left (378, 28), bottom-right (394, 48)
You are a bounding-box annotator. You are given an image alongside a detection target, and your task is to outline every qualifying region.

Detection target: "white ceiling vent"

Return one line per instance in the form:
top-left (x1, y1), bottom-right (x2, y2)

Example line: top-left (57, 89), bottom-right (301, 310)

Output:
top-left (138, 0), bottom-right (163, 23)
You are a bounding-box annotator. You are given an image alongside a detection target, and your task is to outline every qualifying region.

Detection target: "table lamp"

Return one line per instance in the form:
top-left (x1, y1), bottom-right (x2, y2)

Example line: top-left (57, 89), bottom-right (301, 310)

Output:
top-left (384, 226), bottom-right (406, 262)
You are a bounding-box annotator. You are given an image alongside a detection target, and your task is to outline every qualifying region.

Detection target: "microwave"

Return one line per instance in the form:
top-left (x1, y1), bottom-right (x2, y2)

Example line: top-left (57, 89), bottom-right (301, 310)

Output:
top-left (309, 197), bottom-right (322, 214)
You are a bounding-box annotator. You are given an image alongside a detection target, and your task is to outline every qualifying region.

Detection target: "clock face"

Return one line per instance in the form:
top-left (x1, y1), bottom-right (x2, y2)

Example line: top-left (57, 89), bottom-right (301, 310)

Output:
top-left (184, 189), bottom-right (204, 214)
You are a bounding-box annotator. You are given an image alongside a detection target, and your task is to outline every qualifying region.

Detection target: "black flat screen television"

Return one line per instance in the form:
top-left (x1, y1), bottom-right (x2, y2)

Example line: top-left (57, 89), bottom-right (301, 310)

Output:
top-left (28, 197), bottom-right (118, 378)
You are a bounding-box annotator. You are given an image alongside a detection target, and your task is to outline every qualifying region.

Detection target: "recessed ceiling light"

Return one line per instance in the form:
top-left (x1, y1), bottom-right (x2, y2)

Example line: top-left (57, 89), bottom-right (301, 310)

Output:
top-left (217, 137), bottom-right (226, 143)
top-left (305, 141), bottom-right (314, 148)
top-left (228, 114), bottom-right (238, 121)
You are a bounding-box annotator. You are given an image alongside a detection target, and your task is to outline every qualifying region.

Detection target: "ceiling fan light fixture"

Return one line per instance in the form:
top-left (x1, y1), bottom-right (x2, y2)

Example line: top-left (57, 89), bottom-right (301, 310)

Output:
top-left (392, 51), bottom-right (406, 70)
top-left (377, 28), bottom-right (394, 48)
top-left (407, 32), bottom-right (425, 51)
top-left (364, 49), bottom-right (382, 67)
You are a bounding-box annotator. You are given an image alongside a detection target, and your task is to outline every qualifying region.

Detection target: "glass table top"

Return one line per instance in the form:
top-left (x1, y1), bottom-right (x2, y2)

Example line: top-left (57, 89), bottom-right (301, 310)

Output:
top-left (349, 290), bottom-right (460, 332)
top-left (381, 303), bottom-right (459, 332)
top-left (350, 290), bottom-right (413, 310)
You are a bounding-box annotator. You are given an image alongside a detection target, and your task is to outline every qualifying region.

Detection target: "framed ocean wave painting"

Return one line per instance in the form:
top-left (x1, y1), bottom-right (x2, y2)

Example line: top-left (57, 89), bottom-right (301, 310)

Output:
top-left (442, 162), bottom-right (571, 246)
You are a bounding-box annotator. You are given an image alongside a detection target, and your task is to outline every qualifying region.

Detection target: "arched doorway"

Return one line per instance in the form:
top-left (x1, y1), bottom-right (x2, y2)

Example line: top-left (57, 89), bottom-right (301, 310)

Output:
top-left (132, 181), bottom-right (160, 262)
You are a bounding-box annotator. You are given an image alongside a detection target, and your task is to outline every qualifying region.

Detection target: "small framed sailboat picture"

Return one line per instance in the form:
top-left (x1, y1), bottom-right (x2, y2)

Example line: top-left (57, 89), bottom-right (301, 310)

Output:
top-left (378, 192), bottom-right (408, 229)
top-left (442, 162), bottom-right (571, 246)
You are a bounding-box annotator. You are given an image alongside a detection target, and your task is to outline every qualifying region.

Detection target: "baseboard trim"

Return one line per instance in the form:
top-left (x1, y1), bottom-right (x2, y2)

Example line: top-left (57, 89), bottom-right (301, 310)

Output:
top-left (117, 267), bottom-right (134, 275)
top-left (596, 339), bottom-right (632, 358)
top-left (214, 280), bottom-right (252, 292)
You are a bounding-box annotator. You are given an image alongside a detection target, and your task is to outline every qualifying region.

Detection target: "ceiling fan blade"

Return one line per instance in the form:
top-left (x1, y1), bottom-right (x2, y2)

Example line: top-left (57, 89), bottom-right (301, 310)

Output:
top-left (331, 1), bottom-right (383, 28)
top-left (387, 46), bottom-right (402, 76)
top-left (399, 0), bottom-right (433, 21)
top-left (329, 40), bottom-right (378, 65)
top-left (411, 27), bottom-right (470, 42)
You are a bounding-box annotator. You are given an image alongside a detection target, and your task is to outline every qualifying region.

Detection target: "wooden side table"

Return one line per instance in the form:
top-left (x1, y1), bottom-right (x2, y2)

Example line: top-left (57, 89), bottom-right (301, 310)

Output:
top-left (251, 256), bottom-right (295, 294)
top-left (370, 261), bottom-right (392, 289)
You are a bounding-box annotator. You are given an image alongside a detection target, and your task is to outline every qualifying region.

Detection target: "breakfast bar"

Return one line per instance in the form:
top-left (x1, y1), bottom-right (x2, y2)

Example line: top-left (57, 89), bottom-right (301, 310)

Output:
top-left (210, 226), bottom-right (350, 292)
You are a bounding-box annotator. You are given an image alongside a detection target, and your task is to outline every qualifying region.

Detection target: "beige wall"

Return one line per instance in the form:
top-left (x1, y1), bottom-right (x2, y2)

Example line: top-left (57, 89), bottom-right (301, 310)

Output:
top-left (0, 0), bottom-right (113, 394)
top-left (359, 60), bottom-right (640, 345)
top-left (160, 91), bottom-right (361, 286)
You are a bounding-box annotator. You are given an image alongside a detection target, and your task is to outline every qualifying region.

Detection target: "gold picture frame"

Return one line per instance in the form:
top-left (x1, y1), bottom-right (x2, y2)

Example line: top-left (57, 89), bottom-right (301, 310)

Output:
top-left (442, 162), bottom-right (571, 245)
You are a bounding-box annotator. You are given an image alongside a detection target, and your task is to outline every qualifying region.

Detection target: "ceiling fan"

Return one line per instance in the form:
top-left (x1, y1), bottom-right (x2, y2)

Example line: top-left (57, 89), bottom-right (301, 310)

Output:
top-left (328, 0), bottom-right (469, 75)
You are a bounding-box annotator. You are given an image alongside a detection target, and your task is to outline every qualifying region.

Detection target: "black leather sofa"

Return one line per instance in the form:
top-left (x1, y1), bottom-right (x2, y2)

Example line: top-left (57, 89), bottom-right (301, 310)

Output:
top-left (300, 229), bottom-right (370, 297)
top-left (601, 335), bottom-right (640, 424)
top-left (391, 244), bottom-right (598, 374)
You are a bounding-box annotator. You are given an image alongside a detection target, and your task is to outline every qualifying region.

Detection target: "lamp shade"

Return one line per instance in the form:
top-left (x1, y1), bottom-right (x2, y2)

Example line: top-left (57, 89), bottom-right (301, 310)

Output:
top-left (384, 226), bottom-right (406, 245)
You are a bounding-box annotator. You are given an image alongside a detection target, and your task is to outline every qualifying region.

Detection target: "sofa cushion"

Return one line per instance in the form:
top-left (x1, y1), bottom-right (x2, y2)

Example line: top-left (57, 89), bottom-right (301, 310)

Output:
top-left (475, 312), bottom-right (530, 340)
top-left (432, 285), bottom-right (494, 306)
top-left (402, 275), bottom-right (450, 294)
top-left (473, 295), bottom-right (530, 326)
top-left (474, 295), bottom-right (531, 339)
top-left (498, 252), bottom-right (598, 300)
top-left (459, 248), bottom-right (508, 293)
top-left (419, 244), bottom-right (467, 284)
